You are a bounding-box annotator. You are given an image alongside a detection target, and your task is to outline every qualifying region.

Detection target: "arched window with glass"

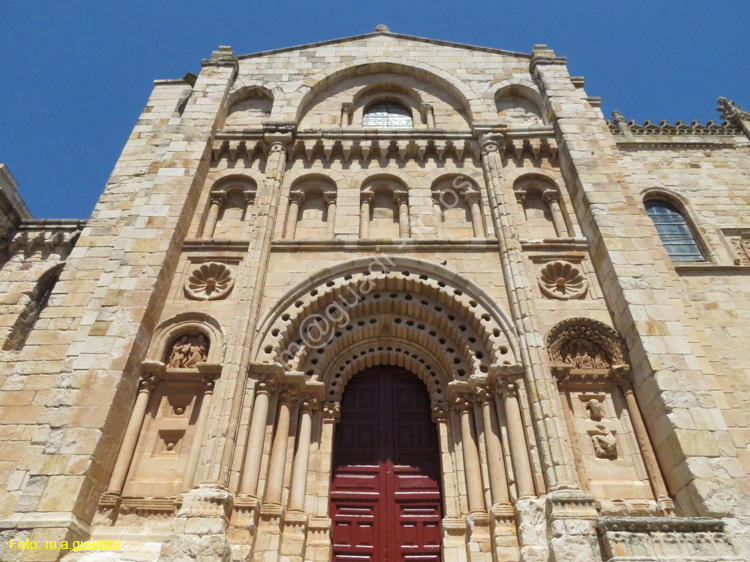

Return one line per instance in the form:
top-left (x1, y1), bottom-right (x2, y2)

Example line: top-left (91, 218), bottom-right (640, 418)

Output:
top-left (363, 101), bottom-right (413, 129)
top-left (644, 199), bottom-right (704, 262)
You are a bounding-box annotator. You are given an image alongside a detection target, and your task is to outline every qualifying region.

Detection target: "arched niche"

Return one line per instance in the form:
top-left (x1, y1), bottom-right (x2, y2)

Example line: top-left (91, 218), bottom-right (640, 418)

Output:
top-left (513, 174), bottom-right (569, 239)
top-left (297, 65), bottom-right (472, 130)
top-left (495, 84), bottom-right (547, 126)
top-left (149, 313), bottom-right (225, 367)
top-left (201, 176), bottom-right (257, 239)
top-left (3, 263), bottom-right (63, 351)
top-left (286, 175), bottom-right (338, 240)
top-left (360, 175), bottom-right (408, 239)
top-left (224, 86), bottom-right (273, 129)
top-left (431, 174), bottom-right (485, 239)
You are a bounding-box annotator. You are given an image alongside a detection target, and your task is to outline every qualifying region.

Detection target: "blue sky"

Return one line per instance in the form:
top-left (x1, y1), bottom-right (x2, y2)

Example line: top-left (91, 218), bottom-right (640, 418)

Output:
top-left (1, 1), bottom-right (748, 219)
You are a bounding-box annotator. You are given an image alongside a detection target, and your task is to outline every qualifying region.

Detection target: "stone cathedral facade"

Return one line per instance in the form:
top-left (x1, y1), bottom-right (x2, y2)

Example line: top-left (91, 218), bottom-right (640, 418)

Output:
top-left (1, 27), bottom-right (749, 562)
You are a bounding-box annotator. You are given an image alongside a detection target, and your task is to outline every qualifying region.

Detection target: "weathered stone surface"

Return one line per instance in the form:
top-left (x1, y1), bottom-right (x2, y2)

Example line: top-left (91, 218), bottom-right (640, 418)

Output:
top-left (0, 30), bottom-right (748, 562)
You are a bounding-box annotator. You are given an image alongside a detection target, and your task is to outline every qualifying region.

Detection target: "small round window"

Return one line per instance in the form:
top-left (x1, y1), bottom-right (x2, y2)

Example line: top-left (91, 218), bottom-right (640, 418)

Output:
top-left (363, 102), bottom-right (413, 129)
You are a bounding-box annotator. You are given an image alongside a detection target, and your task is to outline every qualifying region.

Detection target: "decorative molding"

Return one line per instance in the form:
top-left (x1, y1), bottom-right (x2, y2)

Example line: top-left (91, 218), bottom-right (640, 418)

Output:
top-left (185, 262), bottom-right (235, 301)
top-left (607, 117), bottom-right (741, 136)
top-left (537, 260), bottom-right (587, 300)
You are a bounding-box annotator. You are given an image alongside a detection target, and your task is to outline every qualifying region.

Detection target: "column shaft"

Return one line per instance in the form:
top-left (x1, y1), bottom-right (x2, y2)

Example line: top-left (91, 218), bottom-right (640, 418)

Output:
top-left (265, 394), bottom-right (295, 504)
top-left (468, 195), bottom-right (485, 237)
top-left (622, 385), bottom-right (670, 502)
top-left (288, 401), bottom-right (315, 511)
top-left (325, 198), bottom-right (337, 239)
top-left (202, 198), bottom-right (222, 239)
top-left (432, 198), bottom-right (443, 239)
top-left (239, 384), bottom-right (271, 496)
top-left (360, 196), bottom-right (371, 239)
top-left (545, 194), bottom-right (568, 237)
top-left (457, 400), bottom-right (486, 513)
top-left (398, 196), bottom-right (410, 238)
top-left (284, 197), bottom-right (300, 239)
top-left (480, 394), bottom-right (510, 505)
top-left (503, 387), bottom-right (535, 498)
top-left (107, 377), bottom-right (157, 495)
top-left (182, 378), bottom-right (215, 490)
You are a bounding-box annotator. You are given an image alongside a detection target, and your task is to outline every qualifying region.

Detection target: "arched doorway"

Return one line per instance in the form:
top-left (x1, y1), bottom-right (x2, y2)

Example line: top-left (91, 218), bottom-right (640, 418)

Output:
top-left (330, 366), bottom-right (442, 562)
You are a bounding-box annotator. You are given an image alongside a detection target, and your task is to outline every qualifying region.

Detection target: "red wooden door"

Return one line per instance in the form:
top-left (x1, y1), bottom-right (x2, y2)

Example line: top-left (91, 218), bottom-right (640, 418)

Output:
top-left (331, 367), bottom-right (442, 562)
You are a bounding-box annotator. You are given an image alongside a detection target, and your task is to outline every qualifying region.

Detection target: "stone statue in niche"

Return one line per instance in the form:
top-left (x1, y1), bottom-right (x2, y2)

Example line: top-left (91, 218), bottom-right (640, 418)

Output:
top-left (586, 398), bottom-right (605, 421)
top-left (589, 424), bottom-right (618, 459)
top-left (561, 338), bottom-right (611, 370)
top-left (167, 334), bottom-right (208, 368)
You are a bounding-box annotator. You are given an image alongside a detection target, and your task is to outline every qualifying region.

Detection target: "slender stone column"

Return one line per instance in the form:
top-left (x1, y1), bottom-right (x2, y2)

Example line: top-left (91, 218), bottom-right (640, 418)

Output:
top-left (324, 194), bottom-right (337, 239)
top-left (543, 191), bottom-right (569, 237)
top-left (480, 134), bottom-right (579, 490)
top-left (455, 396), bottom-right (486, 513)
top-left (360, 193), bottom-right (372, 239)
top-left (397, 194), bottom-right (410, 238)
top-left (476, 387), bottom-right (510, 505)
top-left (106, 374), bottom-right (159, 495)
top-left (555, 375), bottom-right (590, 493)
top-left (432, 195), bottom-right (444, 239)
top-left (614, 370), bottom-right (673, 512)
top-left (500, 381), bottom-right (535, 499)
top-left (265, 388), bottom-right (298, 505)
top-left (183, 376), bottom-right (216, 490)
top-left (239, 377), bottom-right (274, 496)
top-left (288, 397), bottom-right (318, 512)
top-left (466, 192), bottom-right (485, 238)
top-left (200, 194), bottom-right (224, 239)
top-left (284, 192), bottom-right (303, 239)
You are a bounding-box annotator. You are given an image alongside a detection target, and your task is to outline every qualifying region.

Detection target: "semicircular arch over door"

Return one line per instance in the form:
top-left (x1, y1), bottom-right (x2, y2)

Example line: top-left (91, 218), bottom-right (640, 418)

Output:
top-left (330, 366), bottom-right (443, 562)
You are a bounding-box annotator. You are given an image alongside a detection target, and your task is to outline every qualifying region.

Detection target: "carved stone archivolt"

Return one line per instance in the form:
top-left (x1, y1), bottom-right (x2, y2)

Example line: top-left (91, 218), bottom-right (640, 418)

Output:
top-left (166, 333), bottom-right (209, 368)
top-left (547, 318), bottom-right (626, 369)
top-left (185, 262), bottom-right (235, 300)
top-left (537, 261), bottom-right (587, 300)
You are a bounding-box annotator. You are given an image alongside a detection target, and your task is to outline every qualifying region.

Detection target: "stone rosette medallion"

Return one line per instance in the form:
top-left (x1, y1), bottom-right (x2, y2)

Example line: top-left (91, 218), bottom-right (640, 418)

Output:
top-left (185, 262), bottom-right (235, 300)
top-left (537, 260), bottom-right (587, 299)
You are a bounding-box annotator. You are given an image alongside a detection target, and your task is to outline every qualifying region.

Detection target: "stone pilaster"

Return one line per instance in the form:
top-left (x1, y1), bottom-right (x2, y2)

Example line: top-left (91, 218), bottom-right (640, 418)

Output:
top-left (479, 132), bottom-right (580, 493)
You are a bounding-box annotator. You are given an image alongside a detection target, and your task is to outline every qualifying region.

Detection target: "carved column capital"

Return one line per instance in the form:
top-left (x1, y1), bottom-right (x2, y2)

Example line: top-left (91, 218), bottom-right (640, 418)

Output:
top-left (464, 191), bottom-right (480, 204)
top-left (300, 396), bottom-right (321, 413)
top-left (361, 192), bottom-right (374, 204)
top-left (497, 379), bottom-right (520, 399)
top-left (324, 193), bottom-right (337, 206)
top-left (255, 375), bottom-right (277, 394)
top-left (322, 401), bottom-right (340, 423)
top-left (209, 191), bottom-right (227, 205)
top-left (289, 191), bottom-right (305, 205)
top-left (138, 373), bottom-right (160, 393)
top-left (431, 402), bottom-right (450, 423)
top-left (479, 133), bottom-right (504, 155)
top-left (475, 385), bottom-right (495, 404)
top-left (452, 395), bottom-right (474, 412)
top-left (279, 386), bottom-right (300, 405)
top-left (609, 365), bottom-right (632, 391)
top-left (201, 374), bottom-right (217, 392)
top-left (542, 190), bottom-right (560, 204)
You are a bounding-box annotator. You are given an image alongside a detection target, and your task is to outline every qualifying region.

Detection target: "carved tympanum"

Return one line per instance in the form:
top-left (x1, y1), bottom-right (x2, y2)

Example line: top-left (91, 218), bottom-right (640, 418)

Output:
top-left (589, 424), bottom-right (618, 459)
top-left (538, 261), bottom-right (587, 300)
top-left (185, 262), bottom-right (234, 301)
top-left (560, 339), bottom-right (611, 369)
top-left (166, 334), bottom-right (209, 368)
top-left (547, 318), bottom-right (627, 369)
